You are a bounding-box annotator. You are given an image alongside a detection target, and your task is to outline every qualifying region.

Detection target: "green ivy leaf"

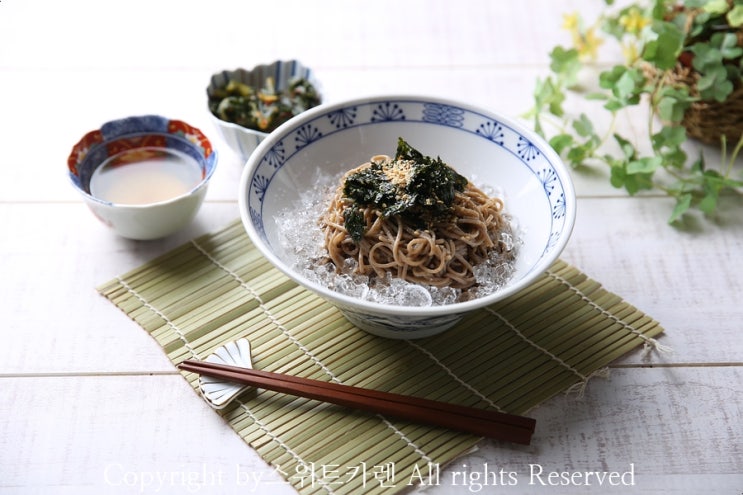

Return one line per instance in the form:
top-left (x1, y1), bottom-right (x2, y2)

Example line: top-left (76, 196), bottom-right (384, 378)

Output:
top-left (613, 133), bottom-right (636, 160)
top-left (697, 65), bottom-right (733, 101)
top-left (728, 5), bottom-right (743, 26)
top-left (656, 86), bottom-right (695, 123)
top-left (698, 191), bottom-right (718, 214)
top-left (627, 156), bottom-right (662, 174)
top-left (604, 99), bottom-right (625, 112)
top-left (727, 64), bottom-right (741, 82)
top-left (703, 0), bottom-right (730, 15)
top-left (549, 134), bottom-right (574, 154)
top-left (599, 65), bottom-right (644, 109)
top-left (668, 193), bottom-right (693, 223)
top-left (657, 96), bottom-right (684, 122)
top-left (690, 42), bottom-right (724, 71)
top-left (652, 125), bottom-right (689, 168)
top-left (566, 135), bottom-right (601, 167)
top-left (550, 46), bottom-right (581, 87)
top-left (609, 162), bottom-right (627, 189)
top-left (662, 147), bottom-right (689, 169)
top-left (615, 70), bottom-right (639, 97)
top-left (610, 158), bottom-right (654, 194)
top-left (690, 154), bottom-right (706, 174)
top-left (599, 65), bottom-right (622, 88)
top-left (651, 0), bottom-right (667, 20)
top-left (626, 171), bottom-right (655, 194)
top-left (713, 32), bottom-right (743, 59)
top-left (586, 92), bottom-right (609, 100)
top-left (531, 76), bottom-right (567, 122)
top-left (572, 113), bottom-right (594, 137)
top-left (643, 21), bottom-right (684, 70)
top-left (566, 145), bottom-right (589, 166)
top-left (600, 66), bottom-right (639, 95)
top-left (652, 125), bottom-right (687, 150)
top-left (699, 170), bottom-right (724, 213)
top-left (684, 0), bottom-right (709, 8)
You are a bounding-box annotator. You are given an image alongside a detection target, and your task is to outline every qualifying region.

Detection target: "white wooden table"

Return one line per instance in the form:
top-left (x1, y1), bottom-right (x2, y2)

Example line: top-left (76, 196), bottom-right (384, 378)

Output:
top-left (1, 1), bottom-right (741, 493)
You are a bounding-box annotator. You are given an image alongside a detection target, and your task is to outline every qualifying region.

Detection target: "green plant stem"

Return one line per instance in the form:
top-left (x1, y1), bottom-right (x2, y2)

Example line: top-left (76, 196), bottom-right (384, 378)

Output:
top-left (599, 112), bottom-right (619, 148)
top-left (647, 71), bottom-right (669, 147)
top-left (726, 134), bottom-right (743, 178)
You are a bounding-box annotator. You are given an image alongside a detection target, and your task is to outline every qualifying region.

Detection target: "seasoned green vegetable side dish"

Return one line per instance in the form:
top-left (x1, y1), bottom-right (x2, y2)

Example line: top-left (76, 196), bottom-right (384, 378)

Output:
top-left (209, 76), bottom-right (320, 133)
top-left (342, 138), bottom-right (469, 241)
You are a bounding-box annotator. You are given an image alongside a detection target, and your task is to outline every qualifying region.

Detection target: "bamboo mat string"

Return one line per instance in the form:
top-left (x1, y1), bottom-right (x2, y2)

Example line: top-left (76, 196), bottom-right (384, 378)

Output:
top-left (233, 399), bottom-right (339, 495)
top-left (545, 268), bottom-right (673, 357)
top-left (115, 275), bottom-right (201, 360)
top-left (482, 307), bottom-right (593, 393)
top-left (405, 341), bottom-right (505, 413)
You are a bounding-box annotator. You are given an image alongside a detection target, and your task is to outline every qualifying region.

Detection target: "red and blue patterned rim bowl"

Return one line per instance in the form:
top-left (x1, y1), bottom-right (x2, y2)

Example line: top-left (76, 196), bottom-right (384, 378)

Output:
top-left (67, 115), bottom-right (217, 200)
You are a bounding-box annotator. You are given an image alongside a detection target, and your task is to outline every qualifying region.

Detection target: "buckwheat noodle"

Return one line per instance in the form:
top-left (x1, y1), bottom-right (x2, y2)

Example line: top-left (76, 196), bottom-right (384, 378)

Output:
top-left (320, 154), bottom-right (514, 290)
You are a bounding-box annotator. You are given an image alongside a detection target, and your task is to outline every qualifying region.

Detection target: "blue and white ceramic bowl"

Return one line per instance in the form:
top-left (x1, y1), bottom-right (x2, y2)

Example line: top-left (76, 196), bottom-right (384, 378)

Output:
top-left (68, 115), bottom-right (218, 240)
top-left (239, 96), bottom-right (576, 339)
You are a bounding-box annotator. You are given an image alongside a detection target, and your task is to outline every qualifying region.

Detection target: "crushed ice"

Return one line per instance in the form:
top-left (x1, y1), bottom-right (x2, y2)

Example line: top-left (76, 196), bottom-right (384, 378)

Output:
top-left (274, 174), bottom-right (521, 307)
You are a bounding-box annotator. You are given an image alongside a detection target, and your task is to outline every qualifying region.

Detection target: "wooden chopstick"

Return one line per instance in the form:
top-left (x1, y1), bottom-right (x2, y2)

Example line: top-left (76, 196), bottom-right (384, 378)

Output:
top-left (179, 359), bottom-right (536, 445)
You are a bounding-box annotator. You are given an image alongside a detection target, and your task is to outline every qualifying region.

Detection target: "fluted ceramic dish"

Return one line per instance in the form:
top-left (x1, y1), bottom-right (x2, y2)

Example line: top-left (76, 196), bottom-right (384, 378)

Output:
top-left (207, 59), bottom-right (321, 161)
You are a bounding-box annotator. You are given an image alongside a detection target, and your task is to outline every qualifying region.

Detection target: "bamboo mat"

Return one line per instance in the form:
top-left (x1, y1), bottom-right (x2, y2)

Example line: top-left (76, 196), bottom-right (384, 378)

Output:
top-left (98, 219), bottom-right (664, 495)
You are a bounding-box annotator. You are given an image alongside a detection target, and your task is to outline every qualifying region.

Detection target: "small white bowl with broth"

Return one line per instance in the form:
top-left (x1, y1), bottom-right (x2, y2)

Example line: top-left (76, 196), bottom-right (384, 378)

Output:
top-left (68, 115), bottom-right (218, 240)
top-left (239, 96), bottom-right (576, 339)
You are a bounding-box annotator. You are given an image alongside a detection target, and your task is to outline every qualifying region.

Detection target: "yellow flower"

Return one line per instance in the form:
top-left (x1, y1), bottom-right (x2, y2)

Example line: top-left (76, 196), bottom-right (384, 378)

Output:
top-left (562, 12), bottom-right (580, 32)
top-left (583, 27), bottom-right (604, 59)
top-left (619, 7), bottom-right (650, 35)
top-left (622, 42), bottom-right (640, 63)
top-left (562, 12), bottom-right (581, 44)
top-left (573, 27), bottom-right (604, 60)
top-left (562, 12), bottom-right (603, 60)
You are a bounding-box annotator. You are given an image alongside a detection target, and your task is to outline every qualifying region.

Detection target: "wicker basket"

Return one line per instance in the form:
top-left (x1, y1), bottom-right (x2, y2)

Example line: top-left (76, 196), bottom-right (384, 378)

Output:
top-left (658, 63), bottom-right (743, 145)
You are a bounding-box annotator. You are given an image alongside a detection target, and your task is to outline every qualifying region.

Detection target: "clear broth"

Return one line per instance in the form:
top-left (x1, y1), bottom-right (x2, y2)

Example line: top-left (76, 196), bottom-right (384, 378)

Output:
top-left (90, 147), bottom-right (203, 205)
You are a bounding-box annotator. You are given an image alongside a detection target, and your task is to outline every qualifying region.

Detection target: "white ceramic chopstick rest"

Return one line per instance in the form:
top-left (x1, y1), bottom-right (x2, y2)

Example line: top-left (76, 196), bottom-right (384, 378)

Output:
top-left (198, 338), bottom-right (254, 409)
